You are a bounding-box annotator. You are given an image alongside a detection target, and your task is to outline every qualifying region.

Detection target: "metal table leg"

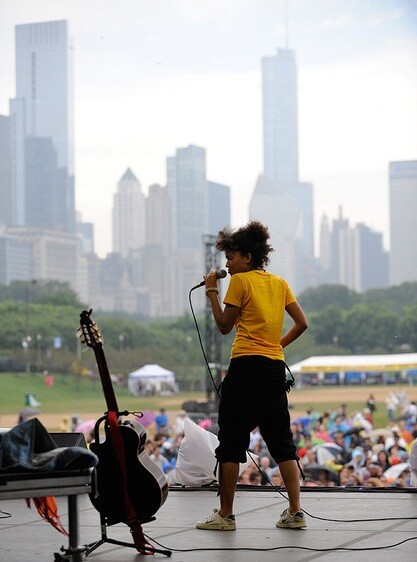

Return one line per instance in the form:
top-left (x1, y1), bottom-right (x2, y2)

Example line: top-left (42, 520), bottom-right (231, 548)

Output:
top-left (54, 495), bottom-right (86, 561)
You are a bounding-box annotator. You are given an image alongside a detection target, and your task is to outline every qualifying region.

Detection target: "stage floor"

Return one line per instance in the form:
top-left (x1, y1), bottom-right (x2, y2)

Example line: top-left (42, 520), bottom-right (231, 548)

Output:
top-left (1, 486), bottom-right (416, 561)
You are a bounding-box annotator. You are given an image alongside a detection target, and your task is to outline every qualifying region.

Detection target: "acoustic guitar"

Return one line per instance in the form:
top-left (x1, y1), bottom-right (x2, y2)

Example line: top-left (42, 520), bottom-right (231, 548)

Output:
top-left (78, 309), bottom-right (168, 527)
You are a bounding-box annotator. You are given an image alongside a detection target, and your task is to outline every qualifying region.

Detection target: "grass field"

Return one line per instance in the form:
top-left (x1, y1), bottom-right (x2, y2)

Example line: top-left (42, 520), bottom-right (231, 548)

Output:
top-left (1, 372), bottom-right (416, 431)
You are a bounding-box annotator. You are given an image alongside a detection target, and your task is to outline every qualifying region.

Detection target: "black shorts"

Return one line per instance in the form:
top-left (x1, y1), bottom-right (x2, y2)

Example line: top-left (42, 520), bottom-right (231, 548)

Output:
top-left (215, 355), bottom-right (298, 464)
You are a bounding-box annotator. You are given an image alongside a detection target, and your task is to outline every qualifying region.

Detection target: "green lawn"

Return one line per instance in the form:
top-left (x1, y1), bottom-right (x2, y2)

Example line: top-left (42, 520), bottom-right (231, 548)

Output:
top-left (0, 373), bottom-right (205, 415)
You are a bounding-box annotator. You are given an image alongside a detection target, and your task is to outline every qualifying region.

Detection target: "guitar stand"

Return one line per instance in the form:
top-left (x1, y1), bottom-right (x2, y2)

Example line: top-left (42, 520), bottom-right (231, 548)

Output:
top-left (84, 513), bottom-right (172, 557)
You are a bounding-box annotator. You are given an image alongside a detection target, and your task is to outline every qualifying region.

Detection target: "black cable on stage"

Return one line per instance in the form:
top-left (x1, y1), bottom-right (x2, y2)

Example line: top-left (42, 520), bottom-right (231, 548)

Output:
top-left (144, 534), bottom-right (417, 554)
top-left (0, 509), bottom-right (11, 519)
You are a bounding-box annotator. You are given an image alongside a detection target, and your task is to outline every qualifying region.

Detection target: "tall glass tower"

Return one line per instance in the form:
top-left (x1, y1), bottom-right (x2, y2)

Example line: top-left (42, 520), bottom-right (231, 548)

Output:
top-left (10, 20), bottom-right (75, 231)
top-left (389, 160), bottom-right (417, 285)
top-left (250, 47), bottom-right (314, 293)
top-left (167, 145), bottom-right (208, 250)
top-left (166, 145), bottom-right (208, 313)
top-left (262, 48), bottom-right (299, 183)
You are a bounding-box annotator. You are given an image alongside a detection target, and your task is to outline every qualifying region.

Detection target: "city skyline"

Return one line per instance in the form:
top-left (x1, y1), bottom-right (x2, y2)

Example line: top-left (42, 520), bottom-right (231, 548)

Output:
top-left (0, 1), bottom-right (416, 257)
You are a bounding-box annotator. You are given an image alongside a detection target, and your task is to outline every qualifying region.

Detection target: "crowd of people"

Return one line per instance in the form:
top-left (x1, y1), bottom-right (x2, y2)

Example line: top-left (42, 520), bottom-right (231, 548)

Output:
top-left (142, 395), bottom-right (417, 489)
top-left (244, 396), bottom-right (416, 489)
top-left (61, 393), bottom-right (416, 490)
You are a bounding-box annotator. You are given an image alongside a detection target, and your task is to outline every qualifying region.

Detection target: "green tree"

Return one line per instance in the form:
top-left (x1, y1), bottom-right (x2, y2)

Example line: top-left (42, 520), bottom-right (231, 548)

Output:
top-left (398, 304), bottom-right (417, 351)
top-left (298, 284), bottom-right (360, 312)
top-left (0, 280), bottom-right (82, 306)
top-left (339, 304), bottom-right (400, 354)
top-left (308, 306), bottom-right (344, 346)
top-left (364, 282), bottom-right (417, 313)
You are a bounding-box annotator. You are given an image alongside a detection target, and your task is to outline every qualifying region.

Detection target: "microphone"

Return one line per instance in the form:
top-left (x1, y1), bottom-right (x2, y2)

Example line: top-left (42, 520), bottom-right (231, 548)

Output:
top-left (192, 269), bottom-right (227, 290)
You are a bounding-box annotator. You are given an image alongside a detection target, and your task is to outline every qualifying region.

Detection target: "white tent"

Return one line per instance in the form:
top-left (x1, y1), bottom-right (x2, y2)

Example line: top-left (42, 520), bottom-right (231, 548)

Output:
top-left (288, 353), bottom-right (417, 385)
top-left (127, 364), bottom-right (178, 396)
top-left (289, 353), bottom-right (417, 374)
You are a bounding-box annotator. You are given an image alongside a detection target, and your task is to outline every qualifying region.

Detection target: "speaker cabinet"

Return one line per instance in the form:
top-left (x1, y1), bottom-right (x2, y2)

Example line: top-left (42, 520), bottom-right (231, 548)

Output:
top-left (49, 432), bottom-right (87, 449)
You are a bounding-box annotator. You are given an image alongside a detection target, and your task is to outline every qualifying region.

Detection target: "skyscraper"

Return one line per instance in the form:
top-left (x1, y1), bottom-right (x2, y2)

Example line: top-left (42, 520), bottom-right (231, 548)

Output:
top-left (146, 184), bottom-right (171, 253)
top-left (329, 207), bottom-right (350, 284)
top-left (9, 20), bottom-right (75, 232)
top-left (207, 181), bottom-right (231, 236)
top-left (338, 223), bottom-right (388, 293)
top-left (262, 49), bottom-right (299, 183)
top-left (389, 160), bottom-right (417, 285)
top-left (112, 167), bottom-right (146, 257)
top-left (319, 214), bottom-right (332, 275)
top-left (144, 184), bottom-right (176, 317)
top-left (250, 47), bottom-right (314, 294)
top-left (167, 145), bottom-right (208, 251)
top-left (319, 208), bottom-right (389, 292)
top-left (0, 115), bottom-right (12, 226)
top-left (166, 145), bottom-right (208, 312)
top-left (355, 223), bottom-right (388, 292)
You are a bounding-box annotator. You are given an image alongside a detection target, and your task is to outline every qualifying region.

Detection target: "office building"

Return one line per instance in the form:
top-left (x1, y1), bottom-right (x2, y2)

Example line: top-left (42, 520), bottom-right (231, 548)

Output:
top-left (389, 160), bottom-right (417, 285)
top-left (145, 184), bottom-right (176, 317)
top-left (319, 214), bottom-right (332, 275)
top-left (207, 181), bottom-right (231, 236)
top-left (167, 145), bottom-right (208, 251)
top-left (339, 223), bottom-right (388, 293)
top-left (356, 223), bottom-right (389, 292)
top-left (166, 145), bottom-right (208, 312)
top-left (76, 213), bottom-right (95, 255)
top-left (262, 49), bottom-right (299, 183)
top-left (250, 47), bottom-right (314, 294)
top-left (112, 167), bottom-right (146, 257)
top-left (145, 184), bottom-right (171, 253)
top-left (319, 209), bottom-right (389, 292)
top-left (10, 20), bottom-right (75, 232)
top-left (329, 207), bottom-right (350, 284)
top-left (0, 226), bottom-right (80, 292)
top-left (0, 230), bottom-right (32, 284)
top-left (0, 115), bottom-right (12, 226)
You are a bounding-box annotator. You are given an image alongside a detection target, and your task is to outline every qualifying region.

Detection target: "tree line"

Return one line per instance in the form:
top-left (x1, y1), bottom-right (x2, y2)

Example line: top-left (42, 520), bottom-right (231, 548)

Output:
top-left (0, 280), bottom-right (416, 381)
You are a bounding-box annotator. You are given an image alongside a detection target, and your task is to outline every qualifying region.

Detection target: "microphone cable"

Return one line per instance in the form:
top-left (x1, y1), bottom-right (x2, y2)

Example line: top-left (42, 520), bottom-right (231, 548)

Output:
top-left (188, 287), bottom-right (221, 398)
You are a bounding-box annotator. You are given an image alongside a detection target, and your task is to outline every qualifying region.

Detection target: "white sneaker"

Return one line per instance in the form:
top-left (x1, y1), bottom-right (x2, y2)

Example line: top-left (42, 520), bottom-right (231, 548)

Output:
top-left (196, 509), bottom-right (236, 530)
top-left (276, 508), bottom-right (306, 529)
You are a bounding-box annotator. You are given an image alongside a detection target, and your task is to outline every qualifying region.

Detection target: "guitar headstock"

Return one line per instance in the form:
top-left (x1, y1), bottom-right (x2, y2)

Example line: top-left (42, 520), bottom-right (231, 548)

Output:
top-left (79, 309), bottom-right (103, 348)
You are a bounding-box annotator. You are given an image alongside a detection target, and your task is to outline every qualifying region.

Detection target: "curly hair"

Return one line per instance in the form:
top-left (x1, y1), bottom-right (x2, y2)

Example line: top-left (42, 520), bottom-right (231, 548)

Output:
top-left (215, 221), bottom-right (274, 269)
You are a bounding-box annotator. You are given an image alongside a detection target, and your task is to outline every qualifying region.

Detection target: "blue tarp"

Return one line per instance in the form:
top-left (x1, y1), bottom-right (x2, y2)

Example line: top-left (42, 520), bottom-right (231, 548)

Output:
top-left (344, 371), bottom-right (362, 381)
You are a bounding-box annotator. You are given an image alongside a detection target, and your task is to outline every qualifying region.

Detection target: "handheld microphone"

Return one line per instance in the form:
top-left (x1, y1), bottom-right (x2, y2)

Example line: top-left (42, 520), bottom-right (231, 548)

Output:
top-left (192, 269), bottom-right (227, 290)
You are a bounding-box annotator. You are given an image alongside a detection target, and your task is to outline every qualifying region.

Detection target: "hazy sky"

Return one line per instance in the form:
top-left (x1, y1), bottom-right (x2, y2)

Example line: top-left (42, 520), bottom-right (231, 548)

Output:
top-left (1, 0), bottom-right (416, 257)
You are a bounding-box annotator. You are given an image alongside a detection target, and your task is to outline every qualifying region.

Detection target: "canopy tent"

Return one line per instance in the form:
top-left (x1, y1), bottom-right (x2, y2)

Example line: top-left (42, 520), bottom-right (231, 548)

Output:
top-left (288, 353), bottom-right (417, 386)
top-left (127, 364), bottom-right (178, 396)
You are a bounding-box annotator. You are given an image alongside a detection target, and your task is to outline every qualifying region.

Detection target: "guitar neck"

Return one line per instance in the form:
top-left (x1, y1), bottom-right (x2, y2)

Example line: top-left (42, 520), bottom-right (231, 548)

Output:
top-left (93, 344), bottom-right (119, 414)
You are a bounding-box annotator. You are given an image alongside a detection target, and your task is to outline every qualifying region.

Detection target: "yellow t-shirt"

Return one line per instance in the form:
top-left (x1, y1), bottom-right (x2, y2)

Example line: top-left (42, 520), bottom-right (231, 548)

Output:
top-left (223, 270), bottom-right (296, 360)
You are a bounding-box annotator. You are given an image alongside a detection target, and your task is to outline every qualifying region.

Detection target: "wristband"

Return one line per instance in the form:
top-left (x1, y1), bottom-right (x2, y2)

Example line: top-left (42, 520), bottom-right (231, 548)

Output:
top-left (205, 287), bottom-right (219, 296)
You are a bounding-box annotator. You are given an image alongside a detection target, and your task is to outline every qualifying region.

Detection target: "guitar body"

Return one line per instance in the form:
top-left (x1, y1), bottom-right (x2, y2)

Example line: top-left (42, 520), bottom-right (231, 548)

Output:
top-left (90, 417), bottom-right (168, 525)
